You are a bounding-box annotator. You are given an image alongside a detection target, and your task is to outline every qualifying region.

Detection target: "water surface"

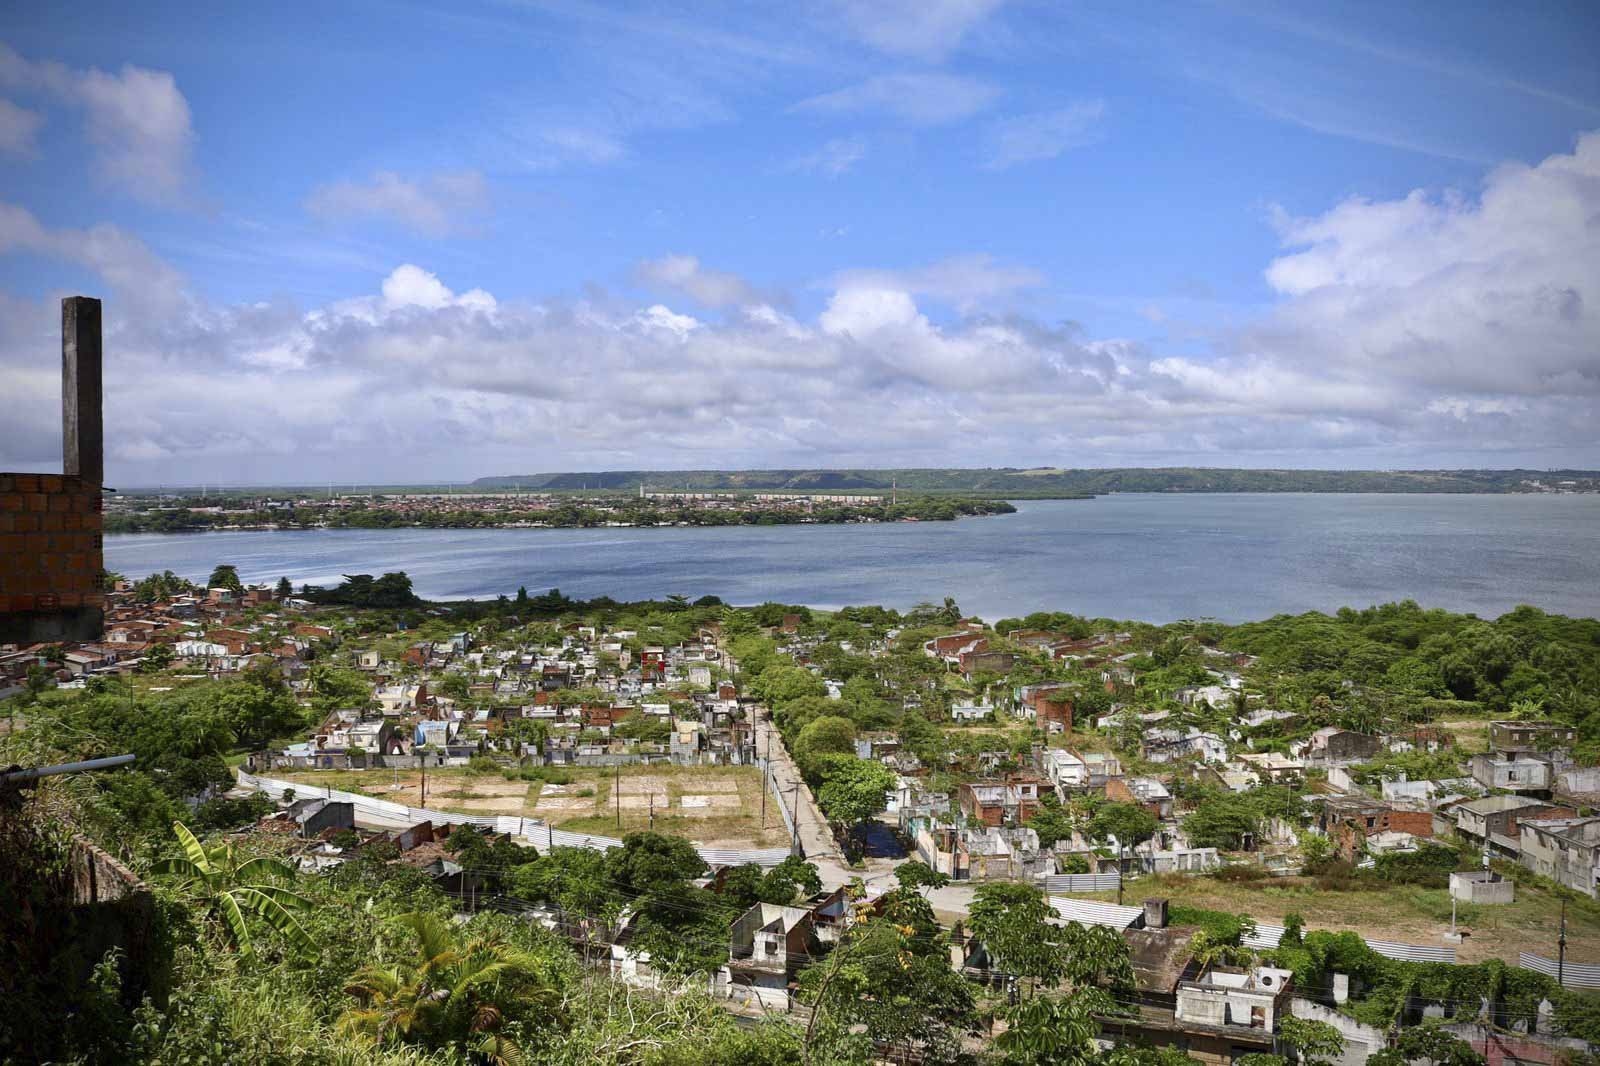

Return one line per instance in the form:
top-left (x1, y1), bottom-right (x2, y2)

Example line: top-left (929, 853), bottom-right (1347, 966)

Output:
top-left (104, 494), bottom-right (1600, 623)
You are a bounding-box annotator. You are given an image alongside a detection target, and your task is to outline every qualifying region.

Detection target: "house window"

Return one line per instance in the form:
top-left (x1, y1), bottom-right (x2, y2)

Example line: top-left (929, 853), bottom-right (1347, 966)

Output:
top-left (764, 940), bottom-right (777, 955)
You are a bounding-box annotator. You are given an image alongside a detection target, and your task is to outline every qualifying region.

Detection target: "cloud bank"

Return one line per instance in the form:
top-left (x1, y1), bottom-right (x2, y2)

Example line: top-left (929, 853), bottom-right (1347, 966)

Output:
top-left (1, 133), bottom-right (1598, 482)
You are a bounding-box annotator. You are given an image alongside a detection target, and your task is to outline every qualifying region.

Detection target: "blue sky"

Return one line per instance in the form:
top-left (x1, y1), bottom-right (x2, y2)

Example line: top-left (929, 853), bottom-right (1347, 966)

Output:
top-left (1, 1), bottom-right (1598, 484)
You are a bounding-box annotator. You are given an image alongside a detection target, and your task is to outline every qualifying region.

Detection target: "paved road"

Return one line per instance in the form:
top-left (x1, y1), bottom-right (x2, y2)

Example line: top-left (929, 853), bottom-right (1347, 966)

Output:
top-left (753, 705), bottom-right (840, 863)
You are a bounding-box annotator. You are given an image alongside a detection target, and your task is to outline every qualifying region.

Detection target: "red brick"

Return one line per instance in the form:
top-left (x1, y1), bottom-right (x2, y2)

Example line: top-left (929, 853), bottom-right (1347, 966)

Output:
top-left (14, 474), bottom-right (37, 492)
top-left (59, 513), bottom-right (78, 531)
top-left (39, 474), bottom-right (62, 494)
top-left (0, 494), bottom-right (20, 512)
top-left (81, 512), bottom-right (102, 532)
top-left (13, 512), bottom-right (36, 532)
top-left (0, 475), bottom-right (11, 493)
top-left (26, 494), bottom-right (47, 512)
top-left (48, 495), bottom-right (69, 513)
top-left (11, 593), bottom-right (32, 611)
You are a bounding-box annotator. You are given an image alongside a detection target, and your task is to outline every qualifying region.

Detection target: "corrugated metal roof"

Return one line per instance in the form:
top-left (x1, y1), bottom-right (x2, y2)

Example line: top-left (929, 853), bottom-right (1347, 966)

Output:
top-left (1047, 896), bottom-right (1145, 929)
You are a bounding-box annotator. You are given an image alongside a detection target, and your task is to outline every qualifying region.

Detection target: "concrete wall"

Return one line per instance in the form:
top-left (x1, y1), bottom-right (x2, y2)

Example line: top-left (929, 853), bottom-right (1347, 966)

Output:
top-left (1451, 871), bottom-right (1515, 904)
top-left (1291, 997), bottom-right (1385, 1066)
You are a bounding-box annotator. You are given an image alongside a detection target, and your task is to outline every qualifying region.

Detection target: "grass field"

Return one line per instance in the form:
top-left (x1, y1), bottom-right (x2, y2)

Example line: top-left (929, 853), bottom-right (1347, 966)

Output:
top-left (276, 763), bottom-right (789, 848)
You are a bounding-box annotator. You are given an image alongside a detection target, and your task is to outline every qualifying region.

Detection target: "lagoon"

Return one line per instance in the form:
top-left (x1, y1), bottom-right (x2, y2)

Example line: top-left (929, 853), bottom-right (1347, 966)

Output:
top-left (104, 494), bottom-right (1600, 623)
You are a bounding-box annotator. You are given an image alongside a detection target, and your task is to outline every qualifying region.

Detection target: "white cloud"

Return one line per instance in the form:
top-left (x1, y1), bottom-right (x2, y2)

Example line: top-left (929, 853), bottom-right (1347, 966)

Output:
top-left (379, 264), bottom-right (497, 313)
top-left (786, 135), bottom-right (868, 176)
top-left (0, 201), bottom-right (191, 317)
top-left (827, 0), bottom-right (1004, 59)
top-left (0, 44), bottom-right (194, 204)
top-left (0, 133), bottom-right (1597, 481)
top-left (831, 253), bottom-right (1042, 311)
top-left (983, 101), bottom-right (1105, 169)
top-left (792, 73), bottom-right (1000, 126)
top-left (1255, 131), bottom-right (1600, 399)
top-left (635, 255), bottom-right (760, 308)
top-left (306, 170), bottom-right (490, 237)
top-left (0, 97), bottom-right (42, 156)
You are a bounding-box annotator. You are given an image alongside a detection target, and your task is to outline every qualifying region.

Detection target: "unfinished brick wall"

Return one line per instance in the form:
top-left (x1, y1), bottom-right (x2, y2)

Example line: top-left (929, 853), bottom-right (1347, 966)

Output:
top-left (0, 297), bottom-right (104, 644)
top-left (0, 472), bottom-right (104, 641)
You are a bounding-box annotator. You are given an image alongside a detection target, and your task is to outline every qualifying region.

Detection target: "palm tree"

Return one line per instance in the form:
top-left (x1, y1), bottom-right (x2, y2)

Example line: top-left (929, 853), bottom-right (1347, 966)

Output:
top-left (339, 912), bottom-right (561, 1065)
top-left (153, 821), bottom-right (314, 954)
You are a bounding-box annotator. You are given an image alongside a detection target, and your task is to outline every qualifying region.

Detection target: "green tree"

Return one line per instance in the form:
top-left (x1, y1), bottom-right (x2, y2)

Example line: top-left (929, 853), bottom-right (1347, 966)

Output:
top-left (755, 664), bottom-right (828, 708)
top-left (152, 822), bottom-right (313, 954)
top-left (137, 642), bottom-right (174, 674)
top-left (798, 906), bottom-right (975, 1065)
top-left (436, 673), bottom-right (471, 701)
top-left (207, 564), bottom-right (244, 593)
top-left (1367, 1025), bottom-right (1486, 1066)
top-left (968, 883), bottom-right (1068, 995)
top-left (338, 911), bottom-right (562, 1065)
top-left (894, 859), bottom-right (952, 894)
top-left (814, 758), bottom-right (896, 852)
top-left (995, 988), bottom-right (1117, 1066)
top-left (274, 576), bottom-right (292, 598)
top-left (1087, 802), bottom-right (1158, 850)
top-left (793, 715), bottom-right (858, 778)
top-left (1277, 1017), bottom-right (1345, 1066)
top-left (1183, 797), bottom-right (1259, 850)
top-left (307, 664), bottom-right (375, 716)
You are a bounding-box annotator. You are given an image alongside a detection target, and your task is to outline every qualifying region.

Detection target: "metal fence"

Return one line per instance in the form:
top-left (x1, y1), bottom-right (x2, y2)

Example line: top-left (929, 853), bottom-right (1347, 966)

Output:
top-left (1238, 921), bottom-right (1456, 963)
top-left (1520, 951), bottom-right (1600, 989)
top-left (756, 757), bottom-right (797, 845)
top-left (1365, 938), bottom-right (1457, 964)
top-left (236, 771), bottom-right (791, 867)
top-left (1041, 872), bottom-right (1122, 894)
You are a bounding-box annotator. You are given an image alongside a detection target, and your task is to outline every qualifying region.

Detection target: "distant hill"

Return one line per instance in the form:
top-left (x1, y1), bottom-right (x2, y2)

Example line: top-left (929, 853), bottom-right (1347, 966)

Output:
top-left (470, 467), bottom-right (1600, 496)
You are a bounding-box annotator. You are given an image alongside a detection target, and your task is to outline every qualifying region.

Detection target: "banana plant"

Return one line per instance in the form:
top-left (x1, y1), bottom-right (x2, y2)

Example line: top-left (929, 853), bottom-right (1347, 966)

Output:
top-left (339, 912), bottom-right (562, 1066)
top-left (153, 821), bottom-right (315, 955)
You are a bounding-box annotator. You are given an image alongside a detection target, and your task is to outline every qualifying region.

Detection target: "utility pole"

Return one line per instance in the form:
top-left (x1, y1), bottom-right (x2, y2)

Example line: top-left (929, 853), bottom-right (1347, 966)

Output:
top-left (649, 792), bottom-right (655, 831)
top-left (791, 783), bottom-right (801, 856)
top-left (1559, 898), bottom-right (1568, 987)
top-left (615, 760), bottom-right (621, 829)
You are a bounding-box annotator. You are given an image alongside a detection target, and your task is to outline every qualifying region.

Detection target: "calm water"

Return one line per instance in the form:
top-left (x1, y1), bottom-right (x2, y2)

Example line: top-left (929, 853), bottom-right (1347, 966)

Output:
top-left (104, 495), bottom-right (1600, 624)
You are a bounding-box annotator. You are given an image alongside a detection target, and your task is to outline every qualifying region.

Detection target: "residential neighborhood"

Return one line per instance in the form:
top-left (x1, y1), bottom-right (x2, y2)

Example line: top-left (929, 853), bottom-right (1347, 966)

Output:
top-left (6, 581), bottom-right (1600, 1065)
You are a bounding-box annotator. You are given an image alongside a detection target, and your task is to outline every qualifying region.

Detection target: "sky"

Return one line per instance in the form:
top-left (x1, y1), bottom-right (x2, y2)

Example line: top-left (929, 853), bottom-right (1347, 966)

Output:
top-left (1, 0), bottom-right (1598, 486)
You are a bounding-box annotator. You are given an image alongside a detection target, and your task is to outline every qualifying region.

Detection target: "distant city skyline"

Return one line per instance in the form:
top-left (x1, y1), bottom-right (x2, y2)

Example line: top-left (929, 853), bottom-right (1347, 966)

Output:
top-left (1, 2), bottom-right (1598, 482)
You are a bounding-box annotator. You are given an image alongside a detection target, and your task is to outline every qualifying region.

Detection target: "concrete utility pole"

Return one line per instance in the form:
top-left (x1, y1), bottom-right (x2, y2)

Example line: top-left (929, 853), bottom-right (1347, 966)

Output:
top-left (615, 760), bottom-right (621, 829)
top-left (1559, 899), bottom-right (1568, 987)
top-left (61, 296), bottom-right (102, 486)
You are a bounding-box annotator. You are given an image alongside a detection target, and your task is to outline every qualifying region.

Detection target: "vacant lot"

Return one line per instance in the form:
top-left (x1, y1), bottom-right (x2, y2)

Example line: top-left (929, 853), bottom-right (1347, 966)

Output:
top-left (1123, 868), bottom-right (1600, 965)
top-left (276, 763), bottom-right (789, 849)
